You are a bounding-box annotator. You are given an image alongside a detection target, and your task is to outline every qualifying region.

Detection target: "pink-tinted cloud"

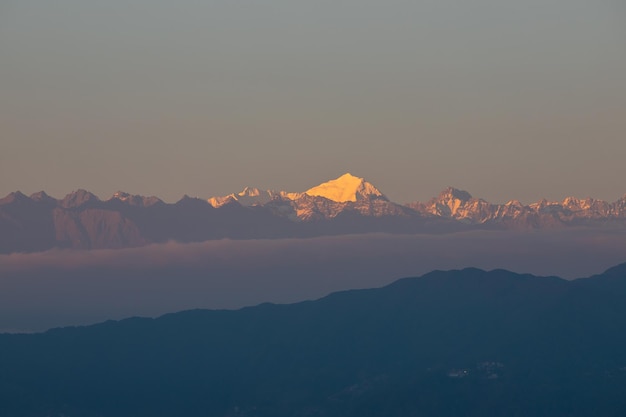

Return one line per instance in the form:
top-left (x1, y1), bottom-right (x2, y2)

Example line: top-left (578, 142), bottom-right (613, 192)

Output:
top-left (1, 229), bottom-right (625, 332)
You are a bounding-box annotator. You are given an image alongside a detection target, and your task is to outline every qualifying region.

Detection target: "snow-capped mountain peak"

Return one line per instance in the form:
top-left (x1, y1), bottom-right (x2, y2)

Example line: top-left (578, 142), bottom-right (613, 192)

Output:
top-left (209, 187), bottom-right (282, 207)
top-left (111, 191), bottom-right (162, 207)
top-left (304, 173), bottom-right (386, 203)
top-left (437, 187), bottom-right (472, 202)
top-left (238, 187), bottom-right (263, 197)
top-left (208, 173), bottom-right (386, 206)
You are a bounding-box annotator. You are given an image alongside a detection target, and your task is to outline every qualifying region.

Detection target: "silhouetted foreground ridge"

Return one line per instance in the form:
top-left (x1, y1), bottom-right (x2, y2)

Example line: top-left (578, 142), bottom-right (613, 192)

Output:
top-left (2, 264), bottom-right (626, 416)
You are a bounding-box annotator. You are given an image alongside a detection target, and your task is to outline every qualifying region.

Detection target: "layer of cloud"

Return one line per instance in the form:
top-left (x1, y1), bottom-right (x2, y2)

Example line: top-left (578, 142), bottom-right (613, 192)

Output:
top-left (1, 229), bottom-right (625, 332)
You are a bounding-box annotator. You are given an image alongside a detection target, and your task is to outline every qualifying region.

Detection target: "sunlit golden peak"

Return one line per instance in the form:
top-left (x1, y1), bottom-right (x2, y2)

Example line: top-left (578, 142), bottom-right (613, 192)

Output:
top-left (304, 173), bottom-right (386, 203)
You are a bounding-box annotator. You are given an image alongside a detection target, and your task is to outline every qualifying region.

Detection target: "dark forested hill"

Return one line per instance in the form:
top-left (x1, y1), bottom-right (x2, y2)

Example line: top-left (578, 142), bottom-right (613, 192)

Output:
top-left (2, 264), bottom-right (626, 416)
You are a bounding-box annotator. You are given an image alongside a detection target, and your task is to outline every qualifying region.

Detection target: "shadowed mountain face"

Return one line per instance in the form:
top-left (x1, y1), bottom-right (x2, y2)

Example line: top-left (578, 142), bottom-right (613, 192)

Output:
top-left (1, 264), bottom-right (626, 416)
top-left (2, 174), bottom-right (626, 253)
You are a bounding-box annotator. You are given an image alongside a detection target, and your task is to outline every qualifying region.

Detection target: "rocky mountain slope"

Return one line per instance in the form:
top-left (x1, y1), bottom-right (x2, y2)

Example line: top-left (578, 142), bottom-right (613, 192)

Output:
top-left (1, 173), bottom-right (625, 253)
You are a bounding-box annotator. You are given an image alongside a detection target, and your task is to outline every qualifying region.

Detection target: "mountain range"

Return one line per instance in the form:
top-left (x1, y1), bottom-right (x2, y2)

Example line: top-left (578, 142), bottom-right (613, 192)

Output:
top-left (2, 173), bottom-right (626, 253)
top-left (2, 263), bottom-right (626, 416)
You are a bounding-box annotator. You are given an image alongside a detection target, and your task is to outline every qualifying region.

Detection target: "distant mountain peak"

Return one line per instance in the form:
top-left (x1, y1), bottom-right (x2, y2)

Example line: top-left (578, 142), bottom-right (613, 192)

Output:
top-left (112, 191), bottom-right (132, 200)
top-left (304, 173), bottom-right (386, 203)
top-left (209, 187), bottom-right (282, 207)
top-left (61, 189), bottom-right (99, 208)
top-left (238, 187), bottom-right (263, 197)
top-left (207, 173), bottom-right (388, 207)
top-left (0, 191), bottom-right (31, 205)
top-left (28, 191), bottom-right (58, 206)
top-left (176, 195), bottom-right (212, 209)
top-left (437, 187), bottom-right (473, 202)
top-left (207, 194), bottom-right (237, 207)
top-left (505, 199), bottom-right (524, 207)
top-left (30, 191), bottom-right (54, 202)
top-left (111, 191), bottom-right (162, 207)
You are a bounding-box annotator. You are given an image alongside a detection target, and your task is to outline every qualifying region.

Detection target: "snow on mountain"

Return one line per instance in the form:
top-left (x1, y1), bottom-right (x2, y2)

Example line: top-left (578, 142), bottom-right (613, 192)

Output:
top-left (207, 173), bottom-right (384, 207)
top-left (208, 187), bottom-right (289, 208)
top-left (206, 174), bottom-right (393, 220)
top-left (304, 173), bottom-right (386, 203)
top-left (207, 194), bottom-right (237, 208)
top-left (110, 191), bottom-right (163, 207)
top-left (2, 176), bottom-right (626, 253)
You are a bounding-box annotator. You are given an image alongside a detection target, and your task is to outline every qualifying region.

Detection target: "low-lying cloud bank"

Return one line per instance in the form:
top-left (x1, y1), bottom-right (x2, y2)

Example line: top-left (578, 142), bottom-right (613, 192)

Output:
top-left (1, 228), bottom-right (625, 332)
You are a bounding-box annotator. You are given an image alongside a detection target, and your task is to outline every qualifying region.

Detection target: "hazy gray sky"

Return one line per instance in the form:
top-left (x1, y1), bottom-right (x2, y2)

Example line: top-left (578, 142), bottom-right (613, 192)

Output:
top-left (2, 0), bottom-right (625, 203)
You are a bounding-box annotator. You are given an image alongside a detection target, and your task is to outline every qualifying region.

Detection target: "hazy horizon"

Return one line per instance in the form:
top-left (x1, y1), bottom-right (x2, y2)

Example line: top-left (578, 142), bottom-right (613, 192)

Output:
top-left (0, 170), bottom-right (626, 205)
top-left (2, 229), bottom-right (625, 332)
top-left (2, 1), bottom-right (625, 204)
top-left (2, 170), bottom-right (626, 206)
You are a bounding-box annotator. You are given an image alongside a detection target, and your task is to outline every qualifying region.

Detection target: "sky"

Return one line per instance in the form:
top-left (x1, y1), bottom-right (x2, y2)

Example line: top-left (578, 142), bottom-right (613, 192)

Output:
top-left (1, 0), bottom-right (625, 204)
